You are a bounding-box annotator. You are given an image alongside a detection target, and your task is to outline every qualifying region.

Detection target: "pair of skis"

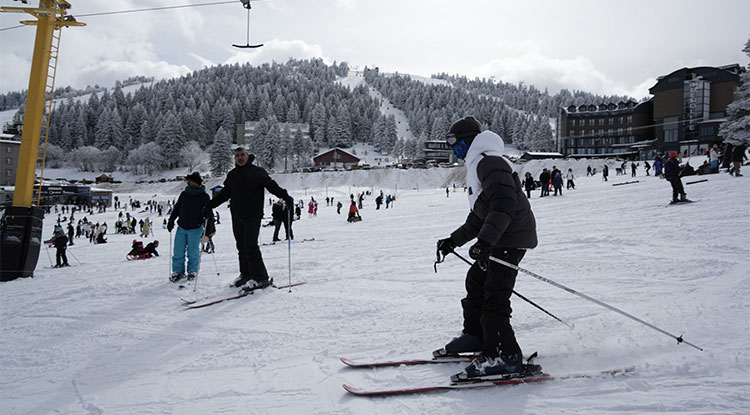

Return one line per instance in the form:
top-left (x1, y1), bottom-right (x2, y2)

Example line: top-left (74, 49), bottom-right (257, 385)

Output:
top-left (341, 353), bottom-right (634, 396)
top-left (181, 281), bottom-right (306, 309)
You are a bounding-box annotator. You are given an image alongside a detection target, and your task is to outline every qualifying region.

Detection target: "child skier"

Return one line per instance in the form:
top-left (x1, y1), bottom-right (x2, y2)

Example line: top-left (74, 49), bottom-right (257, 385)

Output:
top-left (167, 172), bottom-right (213, 282)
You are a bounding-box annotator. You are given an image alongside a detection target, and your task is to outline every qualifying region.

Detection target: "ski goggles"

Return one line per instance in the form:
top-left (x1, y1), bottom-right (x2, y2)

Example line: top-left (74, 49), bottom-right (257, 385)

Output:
top-left (446, 133), bottom-right (458, 146)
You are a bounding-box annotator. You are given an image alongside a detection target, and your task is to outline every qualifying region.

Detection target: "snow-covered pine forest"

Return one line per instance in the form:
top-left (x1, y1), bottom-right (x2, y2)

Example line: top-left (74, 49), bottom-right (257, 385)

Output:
top-left (0, 59), bottom-right (644, 176)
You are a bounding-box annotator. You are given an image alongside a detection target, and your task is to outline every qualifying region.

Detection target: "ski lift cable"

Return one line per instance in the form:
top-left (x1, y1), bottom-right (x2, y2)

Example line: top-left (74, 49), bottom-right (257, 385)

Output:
top-left (0, 0), bottom-right (265, 31)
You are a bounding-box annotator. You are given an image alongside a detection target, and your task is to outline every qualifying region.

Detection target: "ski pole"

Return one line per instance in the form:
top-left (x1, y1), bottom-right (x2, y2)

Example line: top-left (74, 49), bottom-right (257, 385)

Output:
top-left (168, 229), bottom-right (173, 280)
top-left (488, 255), bottom-right (704, 351)
top-left (67, 248), bottom-right (82, 265)
top-left (286, 209), bottom-right (292, 293)
top-left (450, 250), bottom-right (573, 329)
top-left (43, 241), bottom-right (53, 266)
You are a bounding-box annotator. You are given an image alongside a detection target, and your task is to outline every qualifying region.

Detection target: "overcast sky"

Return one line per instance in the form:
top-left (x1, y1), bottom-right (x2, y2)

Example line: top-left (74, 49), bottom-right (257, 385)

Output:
top-left (1, 0), bottom-right (748, 98)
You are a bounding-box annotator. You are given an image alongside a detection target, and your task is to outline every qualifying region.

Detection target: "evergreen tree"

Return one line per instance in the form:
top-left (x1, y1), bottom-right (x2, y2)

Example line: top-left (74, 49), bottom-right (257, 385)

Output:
top-left (384, 115), bottom-right (399, 154)
top-left (157, 112), bottom-right (186, 169)
top-left (311, 103), bottom-right (327, 145)
top-left (719, 37), bottom-right (750, 145)
top-left (209, 127), bottom-right (233, 177)
top-left (259, 122), bottom-right (281, 168)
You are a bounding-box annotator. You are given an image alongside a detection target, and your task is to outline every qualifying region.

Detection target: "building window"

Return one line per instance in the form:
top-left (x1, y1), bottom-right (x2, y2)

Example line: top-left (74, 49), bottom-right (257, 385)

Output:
top-left (570, 120), bottom-right (576, 127)
top-left (589, 119), bottom-right (595, 127)
top-left (700, 126), bottom-right (716, 137)
top-left (598, 119), bottom-right (605, 126)
top-left (665, 129), bottom-right (678, 142)
top-left (5, 169), bottom-right (11, 177)
top-left (627, 115), bottom-right (632, 123)
top-left (6, 147), bottom-right (12, 153)
top-left (569, 130), bottom-right (576, 138)
top-left (608, 129), bottom-right (614, 136)
top-left (618, 116), bottom-right (624, 124)
top-left (6, 157), bottom-right (13, 165)
top-left (609, 118), bottom-right (614, 125)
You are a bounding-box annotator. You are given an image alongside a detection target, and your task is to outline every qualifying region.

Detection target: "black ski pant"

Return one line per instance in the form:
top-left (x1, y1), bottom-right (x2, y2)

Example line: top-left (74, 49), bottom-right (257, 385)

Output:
top-left (461, 247), bottom-right (526, 358)
top-left (56, 248), bottom-right (68, 266)
top-left (232, 216), bottom-right (269, 282)
top-left (668, 177), bottom-right (685, 201)
top-left (272, 220), bottom-right (283, 241)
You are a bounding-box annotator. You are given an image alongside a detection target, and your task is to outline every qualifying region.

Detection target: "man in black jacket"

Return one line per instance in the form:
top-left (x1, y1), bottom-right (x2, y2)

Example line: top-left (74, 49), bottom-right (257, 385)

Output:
top-left (209, 147), bottom-right (294, 290)
top-left (435, 116), bottom-right (538, 380)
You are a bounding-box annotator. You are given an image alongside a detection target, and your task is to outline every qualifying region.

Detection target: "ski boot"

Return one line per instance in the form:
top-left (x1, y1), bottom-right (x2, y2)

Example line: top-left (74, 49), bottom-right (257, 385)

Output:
top-left (186, 272), bottom-right (197, 281)
top-left (232, 274), bottom-right (251, 288)
top-left (433, 333), bottom-right (483, 358)
top-left (451, 352), bottom-right (525, 382)
top-left (169, 272), bottom-right (185, 283)
top-left (239, 278), bottom-right (273, 294)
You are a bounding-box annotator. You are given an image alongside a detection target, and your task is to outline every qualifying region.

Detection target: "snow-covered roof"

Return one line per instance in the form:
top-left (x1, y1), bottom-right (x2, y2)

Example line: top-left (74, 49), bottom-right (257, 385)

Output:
top-left (312, 147), bottom-right (359, 160)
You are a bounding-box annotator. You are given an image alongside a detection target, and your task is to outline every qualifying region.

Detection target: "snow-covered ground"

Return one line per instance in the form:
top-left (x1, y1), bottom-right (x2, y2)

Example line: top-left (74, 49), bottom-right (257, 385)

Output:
top-left (1, 166), bottom-right (748, 414)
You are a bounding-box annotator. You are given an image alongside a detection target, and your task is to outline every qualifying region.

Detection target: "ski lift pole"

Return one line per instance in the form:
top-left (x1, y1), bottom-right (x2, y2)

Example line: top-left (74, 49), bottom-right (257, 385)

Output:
top-left (448, 250), bottom-right (572, 329)
top-left (488, 255), bottom-right (704, 351)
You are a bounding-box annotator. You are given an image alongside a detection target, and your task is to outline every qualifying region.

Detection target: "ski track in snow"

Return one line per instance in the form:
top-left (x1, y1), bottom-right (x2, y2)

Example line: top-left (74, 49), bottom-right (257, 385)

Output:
top-left (1, 167), bottom-right (749, 414)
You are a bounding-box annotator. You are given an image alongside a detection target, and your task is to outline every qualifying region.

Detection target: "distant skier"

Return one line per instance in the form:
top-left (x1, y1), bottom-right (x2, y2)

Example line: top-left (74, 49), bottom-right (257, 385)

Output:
top-left (551, 166), bottom-right (563, 196)
top-left (654, 156), bottom-right (664, 177)
top-left (665, 151), bottom-right (689, 204)
top-left (168, 172), bottom-right (213, 283)
top-left (435, 116), bottom-right (538, 380)
top-left (336, 200), bottom-right (343, 214)
top-left (49, 227), bottom-right (69, 267)
top-left (538, 168), bottom-right (550, 197)
top-left (522, 172), bottom-right (534, 199)
top-left (602, 165), bottom-right (609, 182)
top-left (565, 168), bottom-right (575, 189)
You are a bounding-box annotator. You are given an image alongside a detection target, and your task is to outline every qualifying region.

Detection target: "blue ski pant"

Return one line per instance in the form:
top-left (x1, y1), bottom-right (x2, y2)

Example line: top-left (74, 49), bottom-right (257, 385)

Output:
top-left (172, 225), bottom-right (203, 274)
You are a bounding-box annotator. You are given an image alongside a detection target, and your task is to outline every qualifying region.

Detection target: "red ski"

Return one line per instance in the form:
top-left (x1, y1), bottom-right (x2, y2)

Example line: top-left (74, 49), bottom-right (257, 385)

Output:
top-left (342, 367), bottom-right (634, 397)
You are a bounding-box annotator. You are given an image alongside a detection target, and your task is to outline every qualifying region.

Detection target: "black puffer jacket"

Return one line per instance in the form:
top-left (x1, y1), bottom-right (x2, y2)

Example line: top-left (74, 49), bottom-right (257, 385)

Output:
top-left (169, 186), bottom-right (213, 230)
top-left (451, 155), bottom-right (538, 249)
top-left (209, 163), bottom-right (290, 219)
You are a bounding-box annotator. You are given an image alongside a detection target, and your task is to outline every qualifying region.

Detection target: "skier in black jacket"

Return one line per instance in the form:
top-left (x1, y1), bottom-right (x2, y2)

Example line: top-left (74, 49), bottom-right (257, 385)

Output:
top-left (436, 116), bottom-right (538, 380)
top-left (664, 151), bottom-right (688, 203)
top-left (51, 228), bottom-right (69, 267)
top-left (209, 147), bottom-right (293, 290)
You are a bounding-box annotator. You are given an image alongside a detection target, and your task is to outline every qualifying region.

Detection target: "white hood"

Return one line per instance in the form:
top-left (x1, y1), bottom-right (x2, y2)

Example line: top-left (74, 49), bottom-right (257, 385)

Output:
top-left (465, 130), bottom-right (514, 210)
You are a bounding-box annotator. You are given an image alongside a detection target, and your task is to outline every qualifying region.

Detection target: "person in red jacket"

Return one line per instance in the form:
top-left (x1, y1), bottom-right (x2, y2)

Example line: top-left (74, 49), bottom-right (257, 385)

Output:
top-left (347, 201), bottom-right (361, 222)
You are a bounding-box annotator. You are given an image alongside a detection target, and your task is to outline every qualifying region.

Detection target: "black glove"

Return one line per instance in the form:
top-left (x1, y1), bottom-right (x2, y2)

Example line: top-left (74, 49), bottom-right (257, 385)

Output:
top-left (167, 220), bottom-right (174, 232)
top-left (469, 240), bottom-right (491, 271)
top-left (437, 238), bottom-right (456, 256)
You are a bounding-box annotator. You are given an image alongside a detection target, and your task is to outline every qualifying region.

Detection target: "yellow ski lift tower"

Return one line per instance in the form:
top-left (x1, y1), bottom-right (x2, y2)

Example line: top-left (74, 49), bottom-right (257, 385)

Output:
top-left (0, 1), bottom-right (84, 281)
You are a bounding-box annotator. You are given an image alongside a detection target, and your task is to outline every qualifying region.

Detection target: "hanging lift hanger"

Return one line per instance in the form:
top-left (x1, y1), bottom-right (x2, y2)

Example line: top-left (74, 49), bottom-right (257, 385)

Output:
top-left (233, 0), bottom-right (263, 48)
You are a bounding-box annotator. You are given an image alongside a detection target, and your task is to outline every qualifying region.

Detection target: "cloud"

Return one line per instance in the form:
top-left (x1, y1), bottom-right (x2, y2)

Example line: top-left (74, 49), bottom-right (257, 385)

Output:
top-left (223, 39), bottom-right (328, 66)
top-left (74, 60), bottom-right (192, 89)
top-left (0, 52), bottom-right (32, 93)
top-left (473, 52), bottom-right (654, 98)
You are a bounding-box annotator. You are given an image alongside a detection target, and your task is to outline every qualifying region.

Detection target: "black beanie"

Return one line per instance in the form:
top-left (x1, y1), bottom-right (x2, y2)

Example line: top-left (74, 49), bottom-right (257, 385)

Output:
top-left (186, 171), bottom-right (203, 185)
top-left (447, 116), bottom-right (482, 141)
